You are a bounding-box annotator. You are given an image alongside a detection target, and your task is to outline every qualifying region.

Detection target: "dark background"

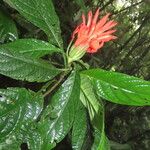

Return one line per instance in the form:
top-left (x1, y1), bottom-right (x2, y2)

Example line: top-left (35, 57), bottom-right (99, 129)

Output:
top-left (0, 0), bottom-right (150, 149)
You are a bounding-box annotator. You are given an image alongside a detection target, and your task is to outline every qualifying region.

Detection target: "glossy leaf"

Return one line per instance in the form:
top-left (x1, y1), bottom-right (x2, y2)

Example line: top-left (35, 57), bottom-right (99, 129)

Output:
top-left (24, 128), bottom-right (44, 150)
top-left (80, 76), bottom-right (102, 123)
top-left (80, 75), bottom-right (110, 150)
top-left (0, 124), bottom-right (54, 150)
top-left (0, 9), bottom-right (18, 43)
top-left (91, 102), bottom-right (110, 150)
top-left (0, 47), bottom-right (61, 82)
top-left (0, 39), bottom-right (63, 59)
top-left (39, 70), bottom-right (80, 143)
top-left (21, 125), bottom-right (54, 150)
top-left (90, 101), bottom-right (110, 150)
top-left (0, 135), bottom-right (21, 150)
top-left (71, 101), bottom-right (88, 150)
top-left (0, 88), bottom-right (43, 141)
top-left (6, 0), bottom-right (63, 48)
top-left (81, 69), bottom-right (150, 106)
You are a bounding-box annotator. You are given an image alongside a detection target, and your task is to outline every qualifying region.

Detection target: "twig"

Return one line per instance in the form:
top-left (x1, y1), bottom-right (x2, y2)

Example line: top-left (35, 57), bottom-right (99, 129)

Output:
top-left (43, 72), bottom-right (67, 97)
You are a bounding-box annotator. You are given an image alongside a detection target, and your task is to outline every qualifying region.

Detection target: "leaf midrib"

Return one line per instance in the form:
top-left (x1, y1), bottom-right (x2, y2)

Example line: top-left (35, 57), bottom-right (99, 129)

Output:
top-left (81, 73), bottom-right (150, 104)
top-left (0, 49), bottom-right (57, 71)
top-left (84, 73), bottom-right (150, 97)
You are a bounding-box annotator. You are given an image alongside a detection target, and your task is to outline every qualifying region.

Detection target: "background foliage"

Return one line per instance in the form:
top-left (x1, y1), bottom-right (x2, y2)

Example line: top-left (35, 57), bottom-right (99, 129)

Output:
top-left (0, 0), bottom-right (150, 149)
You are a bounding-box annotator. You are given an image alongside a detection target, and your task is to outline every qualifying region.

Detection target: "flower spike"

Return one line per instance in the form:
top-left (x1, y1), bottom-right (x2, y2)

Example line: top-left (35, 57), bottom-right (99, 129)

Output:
top-left (71, 9), bottom-right (117, 53)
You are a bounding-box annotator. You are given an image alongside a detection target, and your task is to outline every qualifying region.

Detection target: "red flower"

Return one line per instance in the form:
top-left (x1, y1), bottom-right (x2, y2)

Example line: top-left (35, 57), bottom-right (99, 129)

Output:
top-left (71, 8), bottom-right (117, 53)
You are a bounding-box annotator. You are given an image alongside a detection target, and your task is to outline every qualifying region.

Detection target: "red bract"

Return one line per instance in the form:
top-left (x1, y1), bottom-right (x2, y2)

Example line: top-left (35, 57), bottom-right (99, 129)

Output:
top-left (72, 8), bottom-right (117, 53)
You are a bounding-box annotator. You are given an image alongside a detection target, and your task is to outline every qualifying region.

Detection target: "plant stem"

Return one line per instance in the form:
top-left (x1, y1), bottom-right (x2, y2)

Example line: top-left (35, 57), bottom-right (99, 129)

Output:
top-left (38, 79), bottom-right (56, 94)
top-left (77, 60), bottom-right (90, 69)
top-left (63, 53), bottom-right (67, 68)
top-left (43, 72), bottom-right (67, 97)
top-left (66, 40), bottom-right (73, 57)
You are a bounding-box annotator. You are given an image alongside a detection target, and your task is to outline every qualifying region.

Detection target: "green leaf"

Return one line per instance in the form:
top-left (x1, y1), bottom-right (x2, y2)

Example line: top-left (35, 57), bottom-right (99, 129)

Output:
top-left (81, 69), bottom-right (150, 106)
top-left (90, 100), bottom-right (110, 150)
top-left (0, 39), bottom-right (63, 59)
top-left (0, 124), bottom-right (54, 150)
top-left (80, 76), bottom-right (102, 123)
top-left (0, 135), bottom-right (21, 150)
top-left (0, 47), bottom-right (61, 82)
top-left (80, 75), bottom-right (110, 150)
top-left (39, 70), bottom-right (80, 144)
top-left (6, 0), bottom-right (63, 48)
top-left (0, 88), bottom-right (43, 141)
top-left (23, 128), bottom-right (44, 150)
top-left (71, 101), bottom-right (88, 150)
top-left (92, 128), bottom-right (110, 150)
top-left (21, 125), bottom-right (54, 150)
top-left (0, 9), bottom-right (18, 43)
